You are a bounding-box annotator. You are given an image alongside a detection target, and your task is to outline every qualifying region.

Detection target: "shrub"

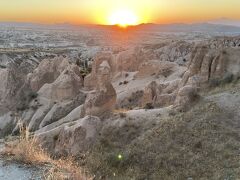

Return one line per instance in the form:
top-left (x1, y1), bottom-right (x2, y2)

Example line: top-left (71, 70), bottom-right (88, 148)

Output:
top-left (209, 73), bottom-right (234, 87)
top-left (28, 91), bottom-right (38, 100)
top-left (209, 78), bottom-right (220, 87)
top-left (222, 73), bottom-right (234, 84)
top-left (119, 112), bottom-right (127, 118)
top-left (144, 103), bottom-right (154, 110)
top-left (80, 67), bottom-right (92, 78)
top-left (0, 64), bottom-right (7, 69)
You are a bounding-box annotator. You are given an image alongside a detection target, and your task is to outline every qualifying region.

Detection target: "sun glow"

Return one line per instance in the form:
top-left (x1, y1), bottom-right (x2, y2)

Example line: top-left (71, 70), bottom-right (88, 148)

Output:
top-left (108, 9), bottom-right (139, 27)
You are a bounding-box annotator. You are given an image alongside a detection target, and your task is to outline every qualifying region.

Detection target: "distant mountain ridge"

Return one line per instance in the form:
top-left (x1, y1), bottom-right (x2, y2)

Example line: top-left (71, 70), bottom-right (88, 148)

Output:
top-left (129, 22), bottom-right (240, 33)
top-left (207, 18), bottom-right (240, 27)
top-left (1, 20), bottom-right (240, 33)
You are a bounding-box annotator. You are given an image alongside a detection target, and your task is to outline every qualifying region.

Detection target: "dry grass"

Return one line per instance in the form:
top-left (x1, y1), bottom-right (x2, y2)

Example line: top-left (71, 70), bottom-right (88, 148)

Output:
top-left (113, 108), bottom-right (129, 114)
top-left (113, 108), bottom-right (129, 118)
top-left (2, 121), bottom-right (92, 180)
top-left (85, 99), bottom-right (240, 179)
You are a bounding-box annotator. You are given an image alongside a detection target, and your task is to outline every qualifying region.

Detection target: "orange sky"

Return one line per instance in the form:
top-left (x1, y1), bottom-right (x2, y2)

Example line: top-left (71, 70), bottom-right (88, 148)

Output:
top-left (0, 0), bottom-right (240, 25)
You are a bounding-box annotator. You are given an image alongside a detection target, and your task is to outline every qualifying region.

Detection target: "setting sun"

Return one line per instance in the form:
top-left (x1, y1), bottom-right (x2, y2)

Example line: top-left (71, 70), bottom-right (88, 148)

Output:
top-left (108, 9), bottom-right (139, 27)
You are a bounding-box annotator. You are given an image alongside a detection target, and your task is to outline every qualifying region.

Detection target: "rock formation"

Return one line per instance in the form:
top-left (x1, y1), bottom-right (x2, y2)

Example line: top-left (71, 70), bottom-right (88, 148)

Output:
top-left (84, 60), bottom-right (117, 117)
top-left (84, 52), bottom-right (114, 90)
top-left (28, 56), bottom-right (69, 92)
top-left (116, 47), bottom-right (146, 72)
top-left (0, 33), bottom-right (240, 160)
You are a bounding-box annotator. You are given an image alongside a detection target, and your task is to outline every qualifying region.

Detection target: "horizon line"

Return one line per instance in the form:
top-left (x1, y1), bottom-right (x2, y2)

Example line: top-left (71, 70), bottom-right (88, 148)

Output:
top-left (0, 17), bottom-right (240, 26)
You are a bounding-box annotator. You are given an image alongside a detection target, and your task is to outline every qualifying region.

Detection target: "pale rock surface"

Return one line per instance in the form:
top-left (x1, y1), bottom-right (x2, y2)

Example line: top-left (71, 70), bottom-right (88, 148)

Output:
top-left (142, 80), bottom-right (178, 108)
top-left (84, 83), bottom-right (116, 117)
top-left (55, 116), bottom-right (102, 155)
top-left (154, 93), bottom-right (176, 108)
top-left (135, 60), bottom-right (174, 79)
top-left (116, 47), bottom-right (146, 73)
top-left (0, 65), bottom-right (25, 114)
top-left (174, 85), bottom-right (199, 111)
top-left (25, 62), bottom-right (84, 132)
top-left (27, 97), bottom-right (53, 132)
top-left (36, 116), bottom-right (102, 156)
top-left (141, 81), bottom-right (159, 107)
top-left (84, 52), bottom-right (114, 90)
top-left (39, 92), bottom-right (86, 129)
top-left (38, 64), bottom-right (83, 102)
top-left (28, 56), bottom-right (69, 92)
top-left (181, 46), bottom-right (240, 88)
top-left (36, 105), bottom-right (85, 134)
top-left (0, 112), bottom-right (17, 137)
top-left (84, 59), bottom-right (117, 117)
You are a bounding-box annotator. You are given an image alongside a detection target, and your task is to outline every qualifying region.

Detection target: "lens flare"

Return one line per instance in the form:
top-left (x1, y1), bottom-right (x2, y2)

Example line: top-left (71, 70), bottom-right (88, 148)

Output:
top-left (118, 154), bottom-right (123, 160)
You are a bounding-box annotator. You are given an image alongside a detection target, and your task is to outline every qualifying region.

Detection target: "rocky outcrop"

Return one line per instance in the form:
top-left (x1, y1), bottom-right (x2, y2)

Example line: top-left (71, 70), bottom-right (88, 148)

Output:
top-left (0, 65), bottom-right (26, 114)
top-left (36, 116), bottom-right (102, 156)
top-left (174, 85), bottom-right (199, 111)
top-left (36, 105), bottom-right (85, 135)
top-left (38, 64), bottom-right (83, 102)
top-left (27, 97), bottom-right (53, 132)
top-left (135, 60), bottom-right (175, 79)
top-left (84, 84), bottom-right (116, 117)
top-left (141, 81), bottom-right (159, 107)
top-left (154, 41), bottom-right (192, 63)
top-left (9, 57), bottom-right (85, 133)
top-left (54, 116), bottom-right (102, 156)
top-left (39, 92), bottom-right (86, 129)
top-left (84, 52), bottom-right (115, 90)
top-left (28, 56), bottom-right (69, 92)
top-left (181, 46), bottom-right (240, 88)
top-left (0, 112), bottom-right (17, 138)
top-left (84, 59), bottom-right (117, 117)
top-left (116, 47), bottom-right (146, 73)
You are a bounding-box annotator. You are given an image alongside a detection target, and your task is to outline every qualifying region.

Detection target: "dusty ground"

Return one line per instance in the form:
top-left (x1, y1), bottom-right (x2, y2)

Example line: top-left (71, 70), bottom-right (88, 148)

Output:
top-left (0, 141), bottom-right (43, 180)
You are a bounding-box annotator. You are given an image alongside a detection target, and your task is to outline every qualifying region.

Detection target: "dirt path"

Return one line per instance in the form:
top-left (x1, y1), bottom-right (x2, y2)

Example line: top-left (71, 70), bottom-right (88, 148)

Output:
top-left (0, 142), bottom-right (43, 180)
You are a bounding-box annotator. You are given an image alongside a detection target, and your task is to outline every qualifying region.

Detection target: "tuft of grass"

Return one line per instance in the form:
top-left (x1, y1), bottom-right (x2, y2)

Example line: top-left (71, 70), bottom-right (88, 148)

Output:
top-left (28, 91), bottom-right (38, 100)
top-left (144, 103), bottom-right (154, 110)
top-left (209, 72), bottom-right (235, 88)
top-left (0, 64), bottom-right (7, 69)
top-left (2, 122), bottom-right (92, 180)
top-left (2, 123), bottom-right (51, 165)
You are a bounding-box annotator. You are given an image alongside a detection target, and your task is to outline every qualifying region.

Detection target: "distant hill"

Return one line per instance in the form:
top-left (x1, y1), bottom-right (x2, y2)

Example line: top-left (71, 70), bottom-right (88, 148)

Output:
top-left (1, 21), bottom-right (240, 33)
top-left (207, 18), bottom-right (240, 27)
top-left (127, 23), bottom-right (240, 33)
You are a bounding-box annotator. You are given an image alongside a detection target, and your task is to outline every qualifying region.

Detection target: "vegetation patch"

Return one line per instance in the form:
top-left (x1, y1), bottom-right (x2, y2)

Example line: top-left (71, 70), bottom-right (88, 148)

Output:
top-left (84, 99), bottom-right (240, 179)
top-left (1, 126), bottom-right (92, 180)
top-left (209, 72), bottom-right (235, 88)
top-left (0, 64), bottom-right (7, 69)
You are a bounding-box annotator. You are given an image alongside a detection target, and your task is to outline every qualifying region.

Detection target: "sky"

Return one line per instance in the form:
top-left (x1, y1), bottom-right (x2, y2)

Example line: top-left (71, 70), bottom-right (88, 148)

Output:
top-left (0, 0), bottom-right (240, 25)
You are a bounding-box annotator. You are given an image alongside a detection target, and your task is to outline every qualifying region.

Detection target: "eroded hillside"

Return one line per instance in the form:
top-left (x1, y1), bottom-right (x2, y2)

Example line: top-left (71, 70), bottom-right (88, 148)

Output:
top-left (0, 28), bottom-right (240, 179)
